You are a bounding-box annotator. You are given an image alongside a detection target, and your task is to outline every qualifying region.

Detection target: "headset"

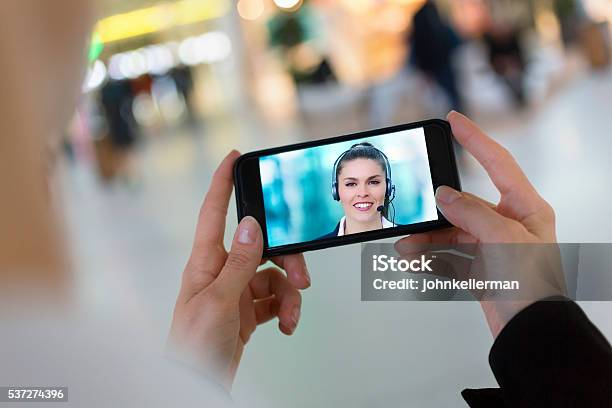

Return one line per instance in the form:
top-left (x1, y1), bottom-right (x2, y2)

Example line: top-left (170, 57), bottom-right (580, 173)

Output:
top-left (331, 142), bottom-right (396, 204)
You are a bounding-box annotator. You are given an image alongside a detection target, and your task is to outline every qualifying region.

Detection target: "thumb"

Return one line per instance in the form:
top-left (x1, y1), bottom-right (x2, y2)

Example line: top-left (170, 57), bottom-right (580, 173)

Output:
top-left (216, 216), bottom-right (263, 299)
top-left (436, 186), bottom-right (509, 242)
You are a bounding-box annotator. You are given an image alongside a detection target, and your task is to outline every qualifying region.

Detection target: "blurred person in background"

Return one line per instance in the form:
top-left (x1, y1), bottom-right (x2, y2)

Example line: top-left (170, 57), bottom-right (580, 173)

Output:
top-left (170, 65), bottom-right (197, 124)
top-left (99, 78), bottom-right (140, 185)
top-left (408, 0), bottom-right (464, 113)
top-left (268, 2), bottom-right (336, 86)
top-left (482, 20), bottom-right (527, 108)
top-left (554, 0), bottom-right (586, 47)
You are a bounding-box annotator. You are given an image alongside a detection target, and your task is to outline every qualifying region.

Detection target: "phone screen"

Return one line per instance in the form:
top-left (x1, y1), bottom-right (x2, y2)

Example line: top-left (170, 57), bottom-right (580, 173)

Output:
top-left (258, 126), bottom-right (439, 249)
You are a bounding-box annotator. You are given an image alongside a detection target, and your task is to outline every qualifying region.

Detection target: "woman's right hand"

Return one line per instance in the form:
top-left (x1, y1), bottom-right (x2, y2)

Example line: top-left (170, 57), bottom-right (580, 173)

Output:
top-left (395, 111), bottom-right (566, 338)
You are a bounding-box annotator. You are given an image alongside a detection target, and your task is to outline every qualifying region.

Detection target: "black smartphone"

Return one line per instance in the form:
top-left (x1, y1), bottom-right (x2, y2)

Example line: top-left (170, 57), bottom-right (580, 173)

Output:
top-left (234, 119), bottom-right (460, 257)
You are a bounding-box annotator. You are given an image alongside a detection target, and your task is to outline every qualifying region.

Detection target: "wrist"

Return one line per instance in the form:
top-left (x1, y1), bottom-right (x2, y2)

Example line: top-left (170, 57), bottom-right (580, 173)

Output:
top-left (481, 300), bottom-right (535, 338)
top-left (164, 337), bottom-right (233, 391)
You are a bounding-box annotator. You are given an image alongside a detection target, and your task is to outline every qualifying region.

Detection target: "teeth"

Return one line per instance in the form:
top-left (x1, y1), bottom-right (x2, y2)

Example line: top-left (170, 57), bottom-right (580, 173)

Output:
top-left (355, 203), bottom-right (372, 209)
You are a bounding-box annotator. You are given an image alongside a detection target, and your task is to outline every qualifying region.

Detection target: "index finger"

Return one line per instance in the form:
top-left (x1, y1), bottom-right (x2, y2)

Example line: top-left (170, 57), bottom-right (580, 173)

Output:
top-left (259, 253), bottom-right (311, 289)
top-left (271, 254), bottom-right (311, 289)
top-left (192, 150), bottom-right (241, 253)
top-left (447, 111), bottom-right (545, 219)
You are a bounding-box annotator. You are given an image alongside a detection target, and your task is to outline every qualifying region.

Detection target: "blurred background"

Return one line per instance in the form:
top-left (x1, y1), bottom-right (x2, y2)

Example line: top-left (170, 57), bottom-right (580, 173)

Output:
top-left (60, 0), bottom-right (612, 406)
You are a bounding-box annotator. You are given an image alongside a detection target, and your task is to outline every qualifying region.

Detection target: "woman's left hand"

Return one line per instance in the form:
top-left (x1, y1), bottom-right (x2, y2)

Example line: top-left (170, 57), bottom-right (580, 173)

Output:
top-left (167, 151), bottom-right (311, 389)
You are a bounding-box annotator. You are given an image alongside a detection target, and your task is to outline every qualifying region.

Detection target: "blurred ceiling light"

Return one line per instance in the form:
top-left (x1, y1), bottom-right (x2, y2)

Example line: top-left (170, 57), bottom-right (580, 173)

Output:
top-left (273, 0), bottom-right (302, 11)
top-left (178, 37), bottom-right (200, 66)
top-left (144, 45), bottom-right (175, 75)
top-left (198, 32), bottom-right (232, 63)
top-left (119, 51), bottom-right (149, 79)
top-left (82, 60), bottom-right (107, 92)
top-left (95, 0), bottom-right (230, 44)
top-left (102, 30), bottom-right (230, 84)
top-left (178, 32), bottom-right (232, 65)
top-left (108, 55), bottom-right (125, 80)
top-left (237, 0), bottom-right (264, 20)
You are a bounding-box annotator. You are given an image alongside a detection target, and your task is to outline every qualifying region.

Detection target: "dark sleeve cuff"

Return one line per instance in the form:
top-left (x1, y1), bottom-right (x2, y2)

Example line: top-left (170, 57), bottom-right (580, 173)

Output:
top-left (488, 296), bottom-right (612, 407)
top-left (461, 388), bottom-right (506, 408)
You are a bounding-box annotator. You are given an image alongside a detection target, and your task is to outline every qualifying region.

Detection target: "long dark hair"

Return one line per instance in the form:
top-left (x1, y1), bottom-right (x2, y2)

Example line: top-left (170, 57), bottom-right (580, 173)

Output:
top-left (335, 142), bottom-right (391, 219)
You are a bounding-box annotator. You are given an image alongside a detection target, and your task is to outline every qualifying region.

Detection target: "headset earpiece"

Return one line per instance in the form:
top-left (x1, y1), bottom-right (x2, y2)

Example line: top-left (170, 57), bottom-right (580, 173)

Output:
top-left (331, 183), bottom-right (339, 201)
top-left (387, 181), bottom-right (396, 202)
top-left (331, 150), bottom-right (347, 201)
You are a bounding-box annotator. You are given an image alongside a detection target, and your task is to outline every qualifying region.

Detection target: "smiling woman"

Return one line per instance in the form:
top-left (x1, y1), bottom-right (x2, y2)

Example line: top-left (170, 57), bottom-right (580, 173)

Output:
top-left (322, 142), bottom-right (397, 238)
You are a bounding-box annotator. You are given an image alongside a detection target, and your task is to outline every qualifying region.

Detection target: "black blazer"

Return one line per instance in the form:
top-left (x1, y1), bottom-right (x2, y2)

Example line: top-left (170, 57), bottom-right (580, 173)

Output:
top-left (463, 296), bottom-right (612, 407)
top-left (317, 222), bottom-right (341, 240)
top-left (317, 218), bottom-right (397, 240)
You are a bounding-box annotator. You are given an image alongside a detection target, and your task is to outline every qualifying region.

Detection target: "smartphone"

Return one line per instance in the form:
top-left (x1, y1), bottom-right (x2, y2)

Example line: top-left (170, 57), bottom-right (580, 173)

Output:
top-left (234, 119), bottom-right (460, 257)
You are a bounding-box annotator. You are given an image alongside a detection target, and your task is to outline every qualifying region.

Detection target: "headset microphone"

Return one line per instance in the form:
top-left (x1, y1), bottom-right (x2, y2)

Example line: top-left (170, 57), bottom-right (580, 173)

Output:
top-left (376, 205), bottom-right (384, 212)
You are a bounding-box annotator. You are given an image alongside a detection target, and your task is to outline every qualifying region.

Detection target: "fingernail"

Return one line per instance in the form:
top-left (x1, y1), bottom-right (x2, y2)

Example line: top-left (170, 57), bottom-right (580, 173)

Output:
top-left (280, 323), bottom-right (293, 334)
top-left (447, 109), bottom-right (464, 119)
top-left (436, 186), bottom-right (461, 205)
top-left (237, 216), bottom-right (257, 245)
top-left (448, 111), bottom-right (469, 131)
top-left (291, 306), bottom-right (300, 327)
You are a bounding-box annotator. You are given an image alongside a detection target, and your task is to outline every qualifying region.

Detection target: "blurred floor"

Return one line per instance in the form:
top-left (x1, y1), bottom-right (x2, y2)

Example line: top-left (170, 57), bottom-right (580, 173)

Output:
top-left (61, 64), bottom-right (612, 407)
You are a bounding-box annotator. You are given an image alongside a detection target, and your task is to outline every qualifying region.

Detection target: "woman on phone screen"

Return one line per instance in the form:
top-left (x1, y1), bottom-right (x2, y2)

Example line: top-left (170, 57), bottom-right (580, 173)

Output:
top-left (321, 142), bottom-right (396, 238)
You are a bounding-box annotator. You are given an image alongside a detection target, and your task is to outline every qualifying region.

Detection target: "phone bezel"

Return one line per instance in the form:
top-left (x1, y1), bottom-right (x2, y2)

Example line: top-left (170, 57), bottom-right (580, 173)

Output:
top-left (234, 119), bottom-right (461, 257)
